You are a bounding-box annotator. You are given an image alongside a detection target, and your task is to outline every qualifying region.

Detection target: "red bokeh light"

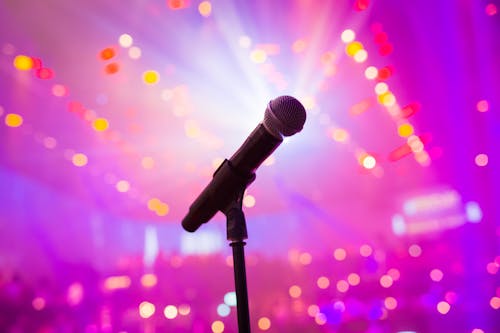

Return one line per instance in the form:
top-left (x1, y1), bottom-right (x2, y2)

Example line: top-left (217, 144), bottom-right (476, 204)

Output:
top-left (105, 62), bottom-right (120, 74)
top-left (36, 68), bottom-right (54, 79)
top-left (379, 43), bottom-right (394, 56)
top-left (99, 47), bottom-right (116, 61)
top-left (31, 57), bottom-right (43, 70)
top-left (167, 0), bottom-right (188, 10)
top-left (374, 32), bottom-right (389, 45)
top-left (353, 0), bottom-right (370, 11)
top-left (377, 66), bottom-right (393, 80)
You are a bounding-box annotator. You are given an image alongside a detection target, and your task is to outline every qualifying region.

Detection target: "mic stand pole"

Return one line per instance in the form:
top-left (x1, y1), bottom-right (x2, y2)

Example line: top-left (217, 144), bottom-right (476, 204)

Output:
top-left (224, 189), bottom-right (251, 333)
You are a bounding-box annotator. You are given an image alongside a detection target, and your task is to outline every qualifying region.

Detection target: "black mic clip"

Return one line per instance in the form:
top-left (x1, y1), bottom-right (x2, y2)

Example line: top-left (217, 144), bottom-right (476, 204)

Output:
top-left (214, 158), bottom-right (256, 212)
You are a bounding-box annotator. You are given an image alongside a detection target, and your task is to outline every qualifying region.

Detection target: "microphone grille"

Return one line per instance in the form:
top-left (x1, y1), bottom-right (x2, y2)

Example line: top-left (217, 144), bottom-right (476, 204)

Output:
top-left (264, 95), bottom-right (307, 137)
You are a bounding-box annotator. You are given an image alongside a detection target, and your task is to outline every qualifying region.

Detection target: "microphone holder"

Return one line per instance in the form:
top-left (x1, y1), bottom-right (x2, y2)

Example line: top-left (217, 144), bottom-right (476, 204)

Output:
top-left (223, 187), bottom-right (252, 333)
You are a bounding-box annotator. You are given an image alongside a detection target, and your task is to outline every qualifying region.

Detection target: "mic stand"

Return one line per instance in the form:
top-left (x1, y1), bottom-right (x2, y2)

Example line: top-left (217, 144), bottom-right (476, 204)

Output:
top-left (224, 189), bottom-right (251, 333)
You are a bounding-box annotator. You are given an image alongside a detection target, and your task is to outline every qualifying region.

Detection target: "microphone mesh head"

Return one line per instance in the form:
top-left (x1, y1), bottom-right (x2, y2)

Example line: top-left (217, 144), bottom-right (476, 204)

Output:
top-left (264, 95), bottom-right (307, 137)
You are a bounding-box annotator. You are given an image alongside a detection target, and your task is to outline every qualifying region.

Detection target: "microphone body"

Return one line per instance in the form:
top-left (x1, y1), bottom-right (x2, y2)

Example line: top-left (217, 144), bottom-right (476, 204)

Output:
top-left (182, 96), bottom-right (306, 232)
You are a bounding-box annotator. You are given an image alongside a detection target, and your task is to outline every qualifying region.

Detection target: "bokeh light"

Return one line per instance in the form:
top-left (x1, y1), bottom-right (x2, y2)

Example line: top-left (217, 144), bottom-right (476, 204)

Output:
top-left (100, 47), bottom-right (116, 60)
top-left (334, 248), bottom-right (347, 261)
top-left (164, 305), bottom-right (178, 319)
top-left (408, 244), bottom-right (422, 257)
top-left (211, 320), bottom-right (224, 333)
top-left (118, 34), bottom-right (133, 48)
top-left (341, 29), bottom-right (356, 43)
top-left (365, 66), bottom-right (378, 79)
top-left (143, 70), bottom-right (160, 84)
top-left (316, 276), bottom-right (330, 289)
top-left (32, 297), bottom-right (46, 311)
top-left (289, 285), bottom-right (302, 298)
top-left (346, 41), bottom-right (363, 56)
top-left (384, 297), bottom-right (398, 310)
top-left (437, 301), bottom-right (451, 314)
top-left (430, 268), bottom-right (444, 282)
top-left (92, 118), bottom-right (109, 131)
top-left (474, 153), bottom-right (488, 167)
top-left (380, 275), bottom-right (394, 288)
top-left (139, 301), bottom-right (155, 318)
top-left (140, 273), bottom-right (158, 288)
top-left (13, 54), bottom-right (33, 70)
top-left (198, 1), bottom-right (212, 17)
top-left (347, 273), bottom-right (361, 286)
top-left (129, 46), bottom-right (142, 59)
top-left (5, 113), bottom-right (23, 127)
top-left (336, 280), bottom-right (349, 293)
top-left (398, 123), bottom-right (414, 137)
top-left (116, 180), bottom-right (130, 193)
top-left (257, 317), bottom-right (271, 330)
top-left (485, 3), bottom-right (497, 16)
top-left (217, 303), bottom-right (230, 317)
top-left (72, 153), bottom-right (88, 167)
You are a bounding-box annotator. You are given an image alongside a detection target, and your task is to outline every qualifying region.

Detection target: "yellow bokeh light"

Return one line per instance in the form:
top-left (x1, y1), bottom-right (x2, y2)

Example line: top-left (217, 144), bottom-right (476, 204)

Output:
top-left (139, 301), bottom-right (155, 319)
top-left (345, 41), bottom-right (363, 56)
top-left (250, 49), bottom-right (267, 63)
top-left (341, 29), bottom-right (356, 43)
top-left (143, 70), bottom-right (159, 84)
top-left (72, 153), bottom-right (88, 167)
top-left (398, 123), bottom-right (414, 137)
top-left (258, 317), bottom-right (271, 330)
top-left (289, 285), bottom-right (302, 298)
top-left (5, 113), bottom-right (23, 127)
top-left (116, 180), bottom-right (130, 193)
top-left (13, 55), bottom-right (33, 71)
top-left (198, 1), bottom-right (212, 17)
top-left (185, 120), bottom-right (201, 138)
top-left (155, 202), bottom-right (170, 216)
top-left (211, 320), bottom-right (224, 333)
top-left (147, 198), bottom-right (161, 211)
top-left (93, 118), bottom-right (109, 131)
top-left (140, 273), bottom-right (158, 288)
top-left (378, 92), bottom-right (396, 106)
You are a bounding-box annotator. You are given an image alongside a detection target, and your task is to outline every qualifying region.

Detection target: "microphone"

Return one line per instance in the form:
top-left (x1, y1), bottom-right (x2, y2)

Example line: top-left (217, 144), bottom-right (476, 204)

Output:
top-left (181, 95), bottom-right (307, 232)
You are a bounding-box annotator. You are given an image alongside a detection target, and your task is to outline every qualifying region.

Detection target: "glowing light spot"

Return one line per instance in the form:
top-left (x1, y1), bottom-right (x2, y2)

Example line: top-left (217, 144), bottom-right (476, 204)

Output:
top-left (307, 304), bottom-right (320, 317)
top-left (32, 297), bottom-right (46, 311)
top-left (217, 303), bottom-right (231, 317)
top-left (116, 180), bottom-right (130, 193)
top-left (317, 276), bottom-right (330, 289)
top-left (211, 320), bottom-right (224, 333)
top-left (141, 273), bottom-right (157, 287)
top-left (239, 35), bottom-right (252, 48)
top-left (299, 252), bottom-right (312, 265)
top-left (142, 156), bottom-right (155, 169)
top-left (155, 202), bottom-right (169, 216)
top-left (477, 100), bottom-right (489, 112)
top-left (375, 82), bottom-right (389, 95)
top-left (346, 41), bottom-right (363, 56)
top-left (147, 198), bottom-right (161, 211)
top-left (408, 244), bottom-right (422, 257)
top-left (353, 49), bottom-right (368, 63)
top-left (361, 154), bottom-right (377, 169)
top-left (472, 329), bottom-right (485, 333)
top-left (334, 248), bottom-right (347, 261)
top-left (340, 29), bottom-right (356, 43)
top-left (486, 262), bottom-right (499, 275)
top-left (384, 297), bottom-right (398, 310)
top-left (250, 49), bottom-right (267, 63)
top-left (104, 62), bottom-right (119, 74)
top-left (119, 34), bottom-right (133, 48)
top-left (347, 273), bottom-right (361, 286)
top-left (387, 268), bottom-right (400, 281)
top-left (67, 282), bottom-right (84, 306)
top-left (398, 123), bottom-right (414, 137)
top-left (365, 66), bottom-right (378, 79)
top-left (100, 47), bottom-right (116, 60)
top-left (224, 292), bottom-right (237, 307)
top-left (315, 313), bottom-right (327, 325)
top-left (178, 304), bottom-right (191, 316)
top-left (198, 1), bottom-right (212, 17)
top-left (360, 244), bottom-right (373, 257)
top-left (289, 285), bottom-right (302, 298)
top-left (437, 301), bottom-right (451, 314)
top-left (486, 3), bottom-right (498, 16)
top-left (43, 137), bottom-right (57, 149)
top-left (379, 92), bottom-right (396, 106)
top-left (13, 55), bottom-right (33, 70)
top-left (139, 301), bottom-right (155, 318)
top-left (258, 317), bottom-right (271, 330)
top-left (490, 296), bottom-right (500, 309)
top-left (354, 0), bottom-right (370, 11)
top-left (379, 43), bottom-right (394, 56)
top-left (52, 84), bottom-right (68, 97)
top-left (430, 268), bottom-right (444, 282)
top-left (72, 153), bottom-right (88, 167)
top-left (243, 194), bottom-right (256, 208)
top-left (292, 39), bottom-right (307, 53)
top-left (336, 280), bottom-right (349, 293)
top-left (92, 118), bottom-right (109, 131)
top-left (35, 68), bottom-right (53, 79)
top-left (164, 305), bottom-right (178, 319)
top-left (408, 136), bottom-right (424, 153)
top-left (5, 113), bottom-right (23, 127)
top-left (475, 153), bottom-right (488, 167)
top-left (331, 128), bottom-right (350, 142)
top-left (129, 46), bottom-right (142, 59)
top-left (143, 70), bottom-right (160, 85)
top-left (103, 275), bottom-right (131, 290)
top-left (380, 275), bottom-right (393, 288)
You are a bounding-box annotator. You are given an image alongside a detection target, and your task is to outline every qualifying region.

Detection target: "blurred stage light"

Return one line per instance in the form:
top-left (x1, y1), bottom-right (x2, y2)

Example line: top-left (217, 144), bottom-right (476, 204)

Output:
top-left (139, 301), bottom-right (155, 318)
top-left (437, 301), bottom-right (451, 314)
top-left (5, 113), bottom-right (23, 127)
top-left (346, 41), bottom-right (363, 56)
top-left (104, 275), bottom-right (131, 291)
top-left (118, 34), bottom-right (133, 48)
top-left (258, 317), bottom-right (271, 330)
top-left (143, 70), bottom-right (160, 85)
top-left (364, 66), bottom-right (378, 79)
top-left (180, 228), bottom-right (224, 255)
top-left (72, 153), bottom-right (88, 167)
top-left (100, 47), bottom-right (116, 60)
top-left (333, 248), bottom-right (347, 261)
top-left (217, 304), bottom-right (230, 317)
top-left (128, 46), bottom-right (142, 59)
top-left (474, 153), bottom-right (488, 167)
top-left (164, 305), bottom-right (178, 319)
top-left (316, 276), bottom-right (330, 289)
top-left (341, 29), bottom-right (356, 43)
top-left (140, 273), bottom-right (158, 288)
top-left (211, 320), bottom-right (224, 333)
top-left (289, 285), bottom-right (302, 298)
top-left (13, 55), bottom-right (33, 70)
top-left (198, 1), bottom-right (212, 17)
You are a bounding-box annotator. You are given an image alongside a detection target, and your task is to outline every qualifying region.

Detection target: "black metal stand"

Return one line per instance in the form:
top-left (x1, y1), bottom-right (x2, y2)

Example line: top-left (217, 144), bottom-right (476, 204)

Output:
top-left (224, 190), bottom-right (251, 333)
